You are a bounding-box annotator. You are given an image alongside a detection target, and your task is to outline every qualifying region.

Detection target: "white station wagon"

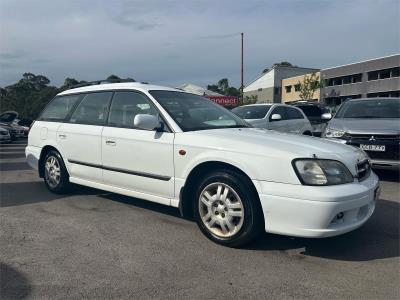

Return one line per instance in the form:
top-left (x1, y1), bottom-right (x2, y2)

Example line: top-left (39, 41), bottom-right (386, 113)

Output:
top-left (26, 82), bottom-right (380, 246)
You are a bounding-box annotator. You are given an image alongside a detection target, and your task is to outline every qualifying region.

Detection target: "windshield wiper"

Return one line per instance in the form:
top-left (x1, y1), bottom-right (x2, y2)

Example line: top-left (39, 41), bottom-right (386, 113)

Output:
top-left (350, 116), bottom-right (381, 118)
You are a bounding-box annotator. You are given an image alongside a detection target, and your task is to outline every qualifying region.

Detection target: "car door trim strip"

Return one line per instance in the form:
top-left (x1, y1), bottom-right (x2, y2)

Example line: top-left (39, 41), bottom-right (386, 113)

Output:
top-left (68, 159), bottom-right (171, 181)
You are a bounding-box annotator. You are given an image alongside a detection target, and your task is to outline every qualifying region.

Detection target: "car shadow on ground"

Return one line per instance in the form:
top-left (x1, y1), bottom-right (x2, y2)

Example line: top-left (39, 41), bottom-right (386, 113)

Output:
top-left (0, 182), bottom-right (102, 207)
top-left (0, 263), bottom-right (31, 299)
top-left (97, 191), bottom-right (399, 262)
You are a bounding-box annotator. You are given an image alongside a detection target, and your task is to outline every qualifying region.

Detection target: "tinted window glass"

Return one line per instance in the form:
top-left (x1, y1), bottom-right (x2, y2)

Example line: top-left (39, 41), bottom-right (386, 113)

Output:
top-left (231, 105), bottom-right (271, 119)
top-left (150, 91), bottom-right (248, 131)
top-left (286, 107), bottom-right (304, 119)
top-left (69, 92), bottom-right (112, 125)
top-left (39, 95), bottom-right (82, 121)
top-left (296, 105), bottom-right (323, 117)
top-left (108, 91), bottom-right (158, 128)
top-left (335, 99), bottom-right (400, 119)
top-left (269, 106), bottom-right (287, 120)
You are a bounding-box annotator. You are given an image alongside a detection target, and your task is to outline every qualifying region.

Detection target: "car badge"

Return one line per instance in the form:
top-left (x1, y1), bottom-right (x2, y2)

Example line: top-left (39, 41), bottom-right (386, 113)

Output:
top-left (369, 135), bottom-right (376, 142)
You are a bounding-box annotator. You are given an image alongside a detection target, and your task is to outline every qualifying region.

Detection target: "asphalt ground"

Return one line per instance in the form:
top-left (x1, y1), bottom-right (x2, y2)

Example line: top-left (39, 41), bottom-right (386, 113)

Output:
top-left (1, 139), bottom-right (399, 299)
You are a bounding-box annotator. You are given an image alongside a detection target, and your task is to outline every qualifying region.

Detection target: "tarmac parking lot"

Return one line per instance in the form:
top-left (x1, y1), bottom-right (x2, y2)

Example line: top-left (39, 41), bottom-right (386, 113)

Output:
top-left (0, 140), bottom-right (399, 299)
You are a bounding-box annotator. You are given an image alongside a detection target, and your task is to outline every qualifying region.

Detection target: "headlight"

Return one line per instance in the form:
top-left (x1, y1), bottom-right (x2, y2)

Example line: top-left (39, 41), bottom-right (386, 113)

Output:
top-left (293, 159), bottom-right (353, 185)
top-left (325, 128), bottom-right (345, 138)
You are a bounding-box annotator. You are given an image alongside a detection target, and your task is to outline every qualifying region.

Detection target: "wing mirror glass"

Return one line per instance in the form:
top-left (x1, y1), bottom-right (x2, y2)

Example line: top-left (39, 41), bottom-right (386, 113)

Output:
top-left (271, 114), bottom-right (282, 121)
top-left (134, 114), bottom-right (162, 131)
top-left (321, 113), bottom-right (332, 120)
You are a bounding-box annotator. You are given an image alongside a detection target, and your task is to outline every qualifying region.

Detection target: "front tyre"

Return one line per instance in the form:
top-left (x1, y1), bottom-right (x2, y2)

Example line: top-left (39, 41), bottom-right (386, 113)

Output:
top-left (43, 150), bottom-right (70, 194)
top-left (193, 170), bottom-right (263, 247)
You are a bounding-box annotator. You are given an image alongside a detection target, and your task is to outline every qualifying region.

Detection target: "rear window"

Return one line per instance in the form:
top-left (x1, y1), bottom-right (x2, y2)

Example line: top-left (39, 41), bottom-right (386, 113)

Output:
top-left (39, 95), bottom-right (82, 121)
top-left (232, 105), bottom-right (271, 119)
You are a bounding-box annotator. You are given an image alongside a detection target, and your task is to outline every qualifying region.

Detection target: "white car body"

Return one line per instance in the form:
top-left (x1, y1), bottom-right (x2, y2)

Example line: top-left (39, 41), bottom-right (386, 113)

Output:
top-left (26, 83), bottom-right (379, 239)
top-left (232, 104), bottom-right (313, 135)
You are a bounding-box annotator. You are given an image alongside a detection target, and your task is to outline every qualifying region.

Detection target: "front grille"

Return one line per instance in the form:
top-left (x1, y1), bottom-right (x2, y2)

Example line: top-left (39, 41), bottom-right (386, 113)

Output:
top-left (357, 159), bottom-right (371, 181)
top-left (343, 133), bottom-right (400, 143)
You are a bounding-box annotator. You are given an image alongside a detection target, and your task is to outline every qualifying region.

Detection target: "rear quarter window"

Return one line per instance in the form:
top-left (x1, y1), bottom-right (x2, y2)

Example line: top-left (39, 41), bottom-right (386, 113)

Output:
top-left (39, 94), bottom-right (82, 121)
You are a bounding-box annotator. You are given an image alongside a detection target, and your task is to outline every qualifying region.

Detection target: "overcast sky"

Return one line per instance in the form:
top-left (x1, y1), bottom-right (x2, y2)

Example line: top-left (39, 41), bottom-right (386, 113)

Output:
top-left (1, 0), bottom-right (399, 88)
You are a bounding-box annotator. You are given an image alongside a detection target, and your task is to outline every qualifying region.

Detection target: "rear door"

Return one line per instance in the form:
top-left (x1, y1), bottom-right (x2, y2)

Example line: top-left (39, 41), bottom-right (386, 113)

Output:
top-left (101, 91), bottom-right (174, 202)
top-left (57, 91), bottom-right (113, 182)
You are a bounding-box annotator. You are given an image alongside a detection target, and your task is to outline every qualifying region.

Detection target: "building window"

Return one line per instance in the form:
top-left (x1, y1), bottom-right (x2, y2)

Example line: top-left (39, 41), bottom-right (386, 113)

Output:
top-left (367, 90), bottom-right (400, 98)
top-left (285, 85), bottom-right (292, 93)
top-left (392, 67), bottom-right (400, 77)
top-left (379, 69), bottom-right (391, 79)
top-left (353, 73), bottom-right (362, 83)
top-left (368, 71), bottom-right (379, 81)
top-left (294, 84), bottom-right (300, 92)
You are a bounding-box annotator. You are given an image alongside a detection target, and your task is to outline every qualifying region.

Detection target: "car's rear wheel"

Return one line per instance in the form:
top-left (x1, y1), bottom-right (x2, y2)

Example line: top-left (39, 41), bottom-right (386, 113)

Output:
top-left (193, 170), bottom-right (263, 247)
top-left (43, 150), bottom-right (70, 194)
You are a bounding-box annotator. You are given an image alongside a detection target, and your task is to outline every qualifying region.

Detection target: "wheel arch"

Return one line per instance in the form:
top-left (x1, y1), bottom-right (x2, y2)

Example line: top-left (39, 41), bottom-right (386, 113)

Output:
top-left (38, 145), bottom-right (63, 178)
top-left (179, 161), bottom-right (261, 219)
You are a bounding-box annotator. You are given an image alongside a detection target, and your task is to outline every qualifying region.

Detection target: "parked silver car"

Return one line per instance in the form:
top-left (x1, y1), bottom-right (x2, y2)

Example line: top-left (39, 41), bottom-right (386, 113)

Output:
top-left (322, 98), bottom-right (400, 169)
top-left (232, 104), bottom-right (313, 135)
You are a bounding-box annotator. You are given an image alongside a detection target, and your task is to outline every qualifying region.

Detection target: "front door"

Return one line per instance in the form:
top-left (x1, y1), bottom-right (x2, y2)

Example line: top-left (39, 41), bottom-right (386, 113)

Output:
top-left (101, 91), bottom-right (174, 203)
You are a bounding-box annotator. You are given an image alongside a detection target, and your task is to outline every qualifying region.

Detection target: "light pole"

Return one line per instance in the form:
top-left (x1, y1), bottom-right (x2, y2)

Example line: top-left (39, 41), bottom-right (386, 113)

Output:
top-left (241, 32), bottom-right (244, 105)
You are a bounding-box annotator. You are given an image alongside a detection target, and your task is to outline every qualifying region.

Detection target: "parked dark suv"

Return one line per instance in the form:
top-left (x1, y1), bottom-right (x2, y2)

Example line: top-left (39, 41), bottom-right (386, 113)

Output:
top-left (290, 101), bottom-right (331, 137)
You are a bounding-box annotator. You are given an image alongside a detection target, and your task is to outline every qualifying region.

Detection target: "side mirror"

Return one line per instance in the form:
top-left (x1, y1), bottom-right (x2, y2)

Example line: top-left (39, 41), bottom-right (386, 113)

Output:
top-left (321, 113), bottom-right (332, 120)
top-left (271, 114), bottom-right (282, 121)
top-left (134, 114), bottom-right (162, 131)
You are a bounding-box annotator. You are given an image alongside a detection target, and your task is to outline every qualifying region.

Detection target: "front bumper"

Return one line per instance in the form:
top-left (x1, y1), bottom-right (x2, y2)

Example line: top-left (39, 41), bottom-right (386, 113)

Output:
top-left (253, 172), bottom-right (379, 238)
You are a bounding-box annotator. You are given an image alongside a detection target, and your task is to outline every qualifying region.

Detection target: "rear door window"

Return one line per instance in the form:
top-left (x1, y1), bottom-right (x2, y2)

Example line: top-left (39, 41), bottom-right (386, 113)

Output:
top-left (39, 95), bottom-right (82, 121)
top-left (69, 92), bottom-right (113, 125)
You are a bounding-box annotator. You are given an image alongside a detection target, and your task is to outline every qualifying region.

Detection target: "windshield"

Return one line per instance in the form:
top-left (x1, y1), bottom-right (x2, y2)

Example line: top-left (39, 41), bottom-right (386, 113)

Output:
top-left (0, 112), bottom-right (18, 123)
top-left (150, 91), bottom-right (249, 131)
top-left (231, 105), bottom-right (271, 119)
top-left (335, 98), bottom-right (400, 119)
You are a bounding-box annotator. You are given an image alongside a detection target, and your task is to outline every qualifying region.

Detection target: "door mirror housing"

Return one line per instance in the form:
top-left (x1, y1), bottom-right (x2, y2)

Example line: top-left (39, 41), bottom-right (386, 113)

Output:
top-left (134, 114), bottom-right (162, 131)
top-left (321, 113), bottom-right (332, 120)
top-left (271, 114), bottom-right (282, 121)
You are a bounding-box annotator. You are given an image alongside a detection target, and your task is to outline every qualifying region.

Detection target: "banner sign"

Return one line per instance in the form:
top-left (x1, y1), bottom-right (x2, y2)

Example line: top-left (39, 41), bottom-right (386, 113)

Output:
top-left (207, 96), bottom-right (238, 106)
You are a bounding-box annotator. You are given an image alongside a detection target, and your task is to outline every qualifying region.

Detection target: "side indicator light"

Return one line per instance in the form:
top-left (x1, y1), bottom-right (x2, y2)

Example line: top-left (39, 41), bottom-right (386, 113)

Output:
top-left (179, 150), bottom-right (186, 156)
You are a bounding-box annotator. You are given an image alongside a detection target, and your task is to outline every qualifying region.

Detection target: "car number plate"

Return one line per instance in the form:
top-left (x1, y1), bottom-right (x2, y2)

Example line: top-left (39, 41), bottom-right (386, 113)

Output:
top-left (360, 144), bottom-right (385, 151)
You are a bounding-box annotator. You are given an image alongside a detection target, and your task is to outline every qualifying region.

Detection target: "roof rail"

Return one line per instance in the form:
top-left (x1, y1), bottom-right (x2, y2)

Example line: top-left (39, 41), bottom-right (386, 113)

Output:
top-left (70, 78), bottom-right (136, 89)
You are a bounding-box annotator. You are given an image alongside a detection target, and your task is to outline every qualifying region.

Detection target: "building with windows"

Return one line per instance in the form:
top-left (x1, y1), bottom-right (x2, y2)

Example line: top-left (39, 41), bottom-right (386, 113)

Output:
top-left (320, 54), bottom-right (400, 107)
top-left (281, 72), bottom-right (321, 103)
top-left (243, 66), bottom-right (318, 103)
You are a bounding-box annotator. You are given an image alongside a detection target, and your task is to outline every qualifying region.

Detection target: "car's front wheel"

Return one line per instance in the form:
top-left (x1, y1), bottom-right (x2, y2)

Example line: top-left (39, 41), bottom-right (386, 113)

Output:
top-left (193, 170), bottom-right (263, 247)
top-left (43, 150), bottom-right (70, 194)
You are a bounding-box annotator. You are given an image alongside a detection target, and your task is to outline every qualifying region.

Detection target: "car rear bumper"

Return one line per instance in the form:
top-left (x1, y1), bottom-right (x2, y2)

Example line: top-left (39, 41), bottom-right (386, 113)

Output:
top-left (370, 159), bottom-right (400, 169)
top-left (25, 145), bottom-right (41, 170)
top-left (253, 172), bottom-right (380, 238)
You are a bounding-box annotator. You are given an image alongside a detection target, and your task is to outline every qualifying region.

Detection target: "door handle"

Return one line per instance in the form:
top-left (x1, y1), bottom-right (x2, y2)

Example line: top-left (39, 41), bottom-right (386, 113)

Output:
top-left (105, 140), bottom-right (116, 146)
top-left (58, 134), bottom-right (67, 139)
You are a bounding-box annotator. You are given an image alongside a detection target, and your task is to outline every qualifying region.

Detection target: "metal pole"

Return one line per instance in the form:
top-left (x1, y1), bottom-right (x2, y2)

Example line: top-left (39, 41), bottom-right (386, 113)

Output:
top-left (241, 32), bottom-right (244, 105)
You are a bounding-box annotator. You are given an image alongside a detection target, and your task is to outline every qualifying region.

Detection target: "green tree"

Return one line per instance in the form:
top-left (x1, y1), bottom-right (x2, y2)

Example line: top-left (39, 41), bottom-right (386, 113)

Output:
top-left (262, 61), bottom-right (295, 73)
top-left (243, 95), bottom-right (258, 105)
top-left (298, 72), bottom-right (324, 101)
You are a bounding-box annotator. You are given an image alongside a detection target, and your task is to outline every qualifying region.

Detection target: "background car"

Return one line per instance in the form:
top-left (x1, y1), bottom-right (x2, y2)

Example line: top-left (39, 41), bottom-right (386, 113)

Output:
top-left (322, 97), bottom-right (400, 169)
top-left (231, 104), bottom-right (313, 135)
top-left (0, 126), bottom-right (11, 142)
top-left (0, 111), bottom-right (24, 139)
top-left (290, 101), bottom-right (332, 137)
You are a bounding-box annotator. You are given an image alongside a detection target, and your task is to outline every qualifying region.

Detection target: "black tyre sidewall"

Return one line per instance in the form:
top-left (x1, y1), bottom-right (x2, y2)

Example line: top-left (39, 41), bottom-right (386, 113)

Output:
top-left (43, 150), bottom-right (69, 194)
top-left (193, 170), bottom-right (263, 247)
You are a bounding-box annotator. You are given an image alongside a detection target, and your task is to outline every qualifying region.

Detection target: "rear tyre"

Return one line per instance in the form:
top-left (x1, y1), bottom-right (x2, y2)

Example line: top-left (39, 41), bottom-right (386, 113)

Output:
top-left (193, 170), bottom-right (263, 247)
top-left (43, 150), bottom-right (70, 194)
top-left (303, 131), bottom-right (313, 136)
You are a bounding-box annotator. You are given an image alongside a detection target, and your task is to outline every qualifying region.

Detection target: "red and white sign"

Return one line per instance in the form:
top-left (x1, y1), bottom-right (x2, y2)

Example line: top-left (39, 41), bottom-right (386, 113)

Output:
top-left (207, 96), bottom-right (238, 107)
